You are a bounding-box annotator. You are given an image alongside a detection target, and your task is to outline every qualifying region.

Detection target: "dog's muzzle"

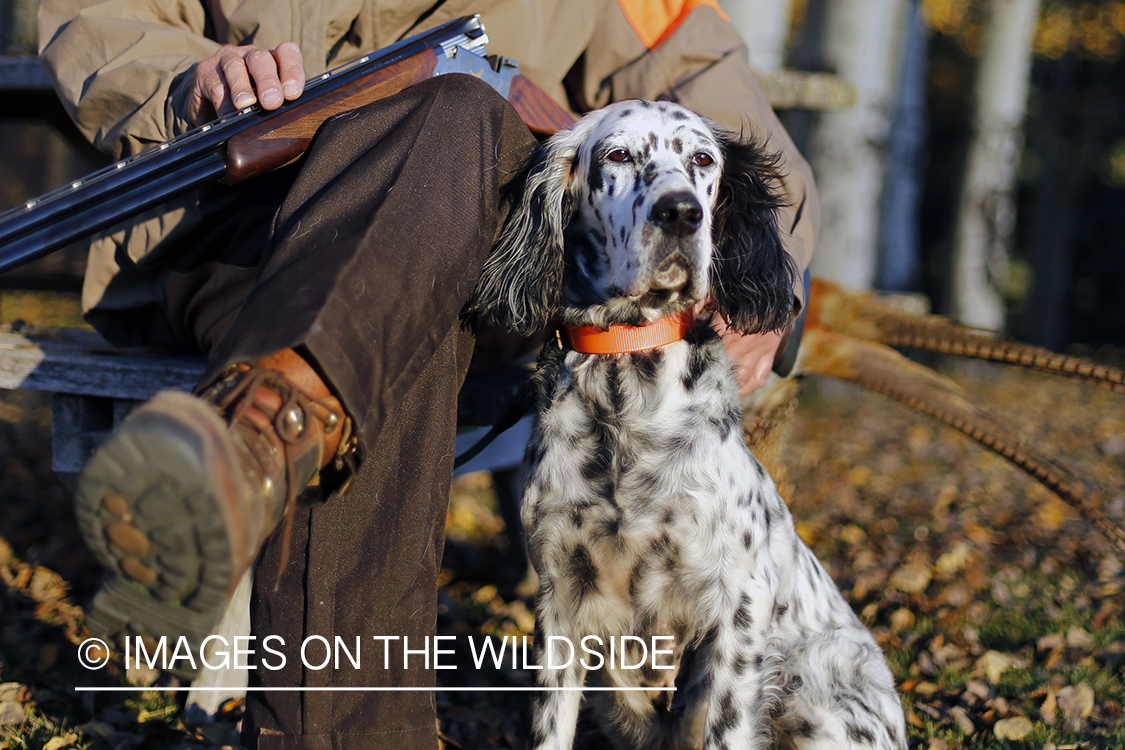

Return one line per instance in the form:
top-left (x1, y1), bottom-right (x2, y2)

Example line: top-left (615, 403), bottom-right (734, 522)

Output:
top-left (650, 192), bottom-right (703, 238)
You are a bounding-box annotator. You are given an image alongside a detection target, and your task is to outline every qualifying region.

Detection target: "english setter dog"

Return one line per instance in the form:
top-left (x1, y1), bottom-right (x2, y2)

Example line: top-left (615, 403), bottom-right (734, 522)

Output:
top-left (464, 100), bottom-right (906, 750)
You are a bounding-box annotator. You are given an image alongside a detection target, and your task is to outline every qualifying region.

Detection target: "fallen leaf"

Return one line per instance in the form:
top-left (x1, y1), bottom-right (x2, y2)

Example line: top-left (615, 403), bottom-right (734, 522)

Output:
top-left (975, 650), bottom-right (1023, 684)
top-left (1040, 689), bottom-right (1058, 725)
top-left (993, 716), bottom-right (1033, 740)
top-left (1056, 684), bottom-right (1095, 722)
top-left (1035, 496), bottom-right (1074, 530)
top-left (950, 705), bottom-right (975, 735)
top-left (43, 734), bottom-right (79, 750)
top-left (839, 524), bottom-right (867, 545)
top-left (1065, 627), bottom-right (1095, 651)
top-left (913, 681), bottom-right (941, 699)
top-left (889, 563), bottom-right (932, 594)
top-left (890, 607), bottom-right (915, 633)
top-left (0, 701), bottom-right (27, 726)
top-left (935, 541), bottom-right (972, 576)
top-left (1037, 633), bottom-right (1065, 652)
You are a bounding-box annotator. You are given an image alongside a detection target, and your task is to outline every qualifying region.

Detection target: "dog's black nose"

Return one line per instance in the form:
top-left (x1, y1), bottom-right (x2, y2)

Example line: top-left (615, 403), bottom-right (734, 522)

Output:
top-left (651, 192), bottom-right (703, 236)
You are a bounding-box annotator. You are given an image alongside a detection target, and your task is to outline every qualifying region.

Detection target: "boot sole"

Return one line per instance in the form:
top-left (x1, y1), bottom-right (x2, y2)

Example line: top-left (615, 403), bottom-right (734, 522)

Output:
top-left (75, 392), bottom-right (248, 679)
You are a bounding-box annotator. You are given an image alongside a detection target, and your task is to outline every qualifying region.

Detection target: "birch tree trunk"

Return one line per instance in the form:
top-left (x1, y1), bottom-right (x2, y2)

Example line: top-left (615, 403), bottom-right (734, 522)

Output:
top-left (949, 0), bottom-right (1042, 330)
top-left (806, 0), bottom-right (910, 289)
top-left (719, 0), bottom-right (792, 72)
top-left (877, 0), bottom-right (928, 292)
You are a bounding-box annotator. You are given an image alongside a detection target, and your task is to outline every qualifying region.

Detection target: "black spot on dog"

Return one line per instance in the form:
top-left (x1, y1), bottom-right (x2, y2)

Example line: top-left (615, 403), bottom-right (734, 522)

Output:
top-left (629, 560), bottom-right (646, 599)
top-left (642, 164), bottom-right (657, 186)
top-left (671, 137), bottom-right (683, 154)
top-left (650, 532), bottom-right (672, 556)
top-left (777, 602), bottom-right (789, 616)
top-left (682, 345), bottom-right (714, 391)
top-left (571, 545), bottom-right (598, 599)
top-left (598, 516), bottom-right (620, 539)
top-left (732, 654), bottom-right (748, 676)
top-left (632, 351), bottom-right (660, 387)
top-left (847, 724), bottom-right (875, 744)
top-left (589, 160), bottom-right (604, 194)
top-left (791, 718), bottom-right (817, 738)
top-left (715, 691), bottom-right (739, 735)
top-left (742, 531), bottom-right (753, 549)
top-left (734, 593), bottom-right (753, 629)
top-left (669, 108), bottom-right (689, 120)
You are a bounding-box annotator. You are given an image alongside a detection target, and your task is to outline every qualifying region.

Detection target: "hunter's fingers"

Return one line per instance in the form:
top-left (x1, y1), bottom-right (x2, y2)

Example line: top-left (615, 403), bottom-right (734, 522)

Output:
top-left (244, 47), bottom-right (285, 109)
top-left (220, 46), bottom-right (259, 112)
top-left (187, 42), bottom-right (303, 126)
top-left (273, 42), bottom-right (305, 101)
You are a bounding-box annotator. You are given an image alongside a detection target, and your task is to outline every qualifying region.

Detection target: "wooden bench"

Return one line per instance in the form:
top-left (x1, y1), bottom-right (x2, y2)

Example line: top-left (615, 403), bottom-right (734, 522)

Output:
top-left (0, 325), bottom-right (531, 482)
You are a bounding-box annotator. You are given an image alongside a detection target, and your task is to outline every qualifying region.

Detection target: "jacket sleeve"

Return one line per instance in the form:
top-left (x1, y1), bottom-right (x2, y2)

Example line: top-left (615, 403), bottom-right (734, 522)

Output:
top-left (571, 0), bottom-right (818, 309)
top-left (38, 0), bottom-right (219, 159)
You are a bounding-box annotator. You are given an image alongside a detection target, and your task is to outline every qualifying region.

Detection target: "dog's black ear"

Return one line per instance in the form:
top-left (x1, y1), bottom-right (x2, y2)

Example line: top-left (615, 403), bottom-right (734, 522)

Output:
top-left (709, 131), bottom-right (797, 335)
top-left (463, 123), bottom-right (591, 336)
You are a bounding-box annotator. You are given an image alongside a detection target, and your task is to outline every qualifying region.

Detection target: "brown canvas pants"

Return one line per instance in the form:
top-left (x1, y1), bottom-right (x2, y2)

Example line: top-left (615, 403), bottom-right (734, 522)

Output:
top-left (159, 74), bottom-right (537, 749)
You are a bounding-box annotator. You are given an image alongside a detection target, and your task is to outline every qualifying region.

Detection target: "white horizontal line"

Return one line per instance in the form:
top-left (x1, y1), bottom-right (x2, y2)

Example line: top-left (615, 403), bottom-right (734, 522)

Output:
top-left (74, 686), bottom-right (672, 693)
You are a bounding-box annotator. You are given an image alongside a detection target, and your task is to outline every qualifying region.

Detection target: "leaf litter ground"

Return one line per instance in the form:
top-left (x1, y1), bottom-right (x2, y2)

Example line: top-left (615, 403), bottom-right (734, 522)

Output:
top-left (0, 355), bottom-right (1122, 749)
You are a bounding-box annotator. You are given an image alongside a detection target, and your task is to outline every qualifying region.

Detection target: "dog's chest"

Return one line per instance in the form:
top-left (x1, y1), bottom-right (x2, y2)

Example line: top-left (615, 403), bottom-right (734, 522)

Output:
top-left (522, 335), bottom-right (778, 633)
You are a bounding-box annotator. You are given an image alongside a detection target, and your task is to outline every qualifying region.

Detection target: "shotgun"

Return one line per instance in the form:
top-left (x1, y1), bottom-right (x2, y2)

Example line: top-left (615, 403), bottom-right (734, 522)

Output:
top-left (0, 15), bottom-right (574, 274)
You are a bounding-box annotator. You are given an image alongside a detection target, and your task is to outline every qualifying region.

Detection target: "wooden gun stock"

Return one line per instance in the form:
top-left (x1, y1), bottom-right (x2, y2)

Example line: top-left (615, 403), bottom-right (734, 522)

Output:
top-left (509, 75), bottom-right (577, 134)
top-left (225, 51), bottom-right (439, 183)
top-left (225, 55), bottom-right (575, 183)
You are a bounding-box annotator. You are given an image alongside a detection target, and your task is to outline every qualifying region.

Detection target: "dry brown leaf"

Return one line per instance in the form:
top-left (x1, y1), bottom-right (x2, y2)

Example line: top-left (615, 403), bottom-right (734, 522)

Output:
top-left (992, 716), bottom-right (1033, 740)
top-left (935, 541), bottom-right (973, 576)
top-left (950, 705), bottom-right (975, 735)
top-left (1038, 633), bottom-right (1065, 652)
top-left (1040, 689), bottom-right (1058, 726)
top-left (1065, 627), bottom-right (1095, 651)
top-left (975, 650), bottom-right (1024, 684)
top-left (42, 734), bottom-right (79, 750)
top-left (889, 563), bottom-right (932, 594)
top-left (1056, 684), bottom-right (1095, 722)
top-left (890, 607), bottom-right (915, 633)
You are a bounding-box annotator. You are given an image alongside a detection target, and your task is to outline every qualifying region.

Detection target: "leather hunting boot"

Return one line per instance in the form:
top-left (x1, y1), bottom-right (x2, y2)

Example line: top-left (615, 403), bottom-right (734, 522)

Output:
top-left (75, 349), bottom-right (356, 678)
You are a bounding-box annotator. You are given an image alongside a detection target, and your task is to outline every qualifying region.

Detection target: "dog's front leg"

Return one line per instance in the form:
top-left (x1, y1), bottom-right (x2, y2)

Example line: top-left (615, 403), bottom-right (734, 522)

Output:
top-left (529, 635), bottom-right (588, 750)
top-left (701, 586), bottom-right (775, 750)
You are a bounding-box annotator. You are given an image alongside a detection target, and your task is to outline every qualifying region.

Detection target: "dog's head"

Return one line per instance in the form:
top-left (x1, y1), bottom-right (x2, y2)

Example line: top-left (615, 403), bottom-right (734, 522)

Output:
top-left (465, 100), bottom-right (796, 335)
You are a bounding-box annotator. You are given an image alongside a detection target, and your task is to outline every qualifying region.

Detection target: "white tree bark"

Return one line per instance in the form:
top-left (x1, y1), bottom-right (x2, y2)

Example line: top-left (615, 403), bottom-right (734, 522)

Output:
top-left (719, 0), bottom-right (792, 72)
top-left (806, 0), bottom-right (910, 290)
top-left (949, 0), bottom-right (1042, 330)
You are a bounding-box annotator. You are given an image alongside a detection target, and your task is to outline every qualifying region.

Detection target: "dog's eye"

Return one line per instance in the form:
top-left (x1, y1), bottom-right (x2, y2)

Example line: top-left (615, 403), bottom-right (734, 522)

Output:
top-left (607, 149), bottom-right (631, 163)
top-left (692, 152), bottom-right (714, 167)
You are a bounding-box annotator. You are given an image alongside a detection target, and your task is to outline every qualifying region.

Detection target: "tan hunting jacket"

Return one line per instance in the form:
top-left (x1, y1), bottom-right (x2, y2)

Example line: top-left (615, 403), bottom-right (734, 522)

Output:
top-left (38, 0), bottom-right (818, 346)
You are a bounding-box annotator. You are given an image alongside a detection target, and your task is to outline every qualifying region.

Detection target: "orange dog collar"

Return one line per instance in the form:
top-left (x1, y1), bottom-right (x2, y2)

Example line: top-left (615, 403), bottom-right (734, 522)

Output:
top-left (564, 308), bottom-right (696, 354)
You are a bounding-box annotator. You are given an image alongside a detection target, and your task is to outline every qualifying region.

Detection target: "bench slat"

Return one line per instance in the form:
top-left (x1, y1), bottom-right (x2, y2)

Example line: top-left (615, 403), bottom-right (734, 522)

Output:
top-left (0, 329), bottom-right (205, 400)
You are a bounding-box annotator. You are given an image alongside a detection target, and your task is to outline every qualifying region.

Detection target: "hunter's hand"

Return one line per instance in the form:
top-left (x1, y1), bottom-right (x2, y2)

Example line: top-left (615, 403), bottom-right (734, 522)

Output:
top-left (186, 42), bottom-right (305, 126)
top-left (713, 317), bottom-right (786, 397)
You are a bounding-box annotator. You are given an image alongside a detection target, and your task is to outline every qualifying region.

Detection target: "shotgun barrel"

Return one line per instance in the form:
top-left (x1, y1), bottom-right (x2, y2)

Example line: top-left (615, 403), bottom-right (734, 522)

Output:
top-left (0, 16), bottom-right (493, 274)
